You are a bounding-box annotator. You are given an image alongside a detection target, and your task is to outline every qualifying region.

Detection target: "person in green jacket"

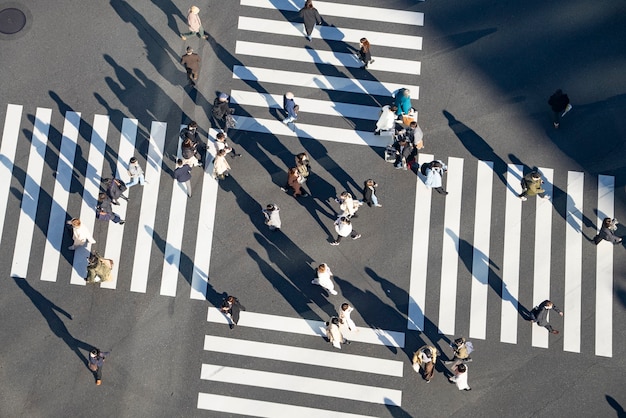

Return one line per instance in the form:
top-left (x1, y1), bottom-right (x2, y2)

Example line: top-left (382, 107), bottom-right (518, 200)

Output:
top-left (519, 171), bottom-right (549, 201)
top-left (86, 252), bottom-right (113, 284)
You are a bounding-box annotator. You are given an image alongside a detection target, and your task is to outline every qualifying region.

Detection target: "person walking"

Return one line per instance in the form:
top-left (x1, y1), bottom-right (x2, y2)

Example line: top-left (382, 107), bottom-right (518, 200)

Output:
top-left (180, 121), bottom-right (201, 146)
top-left (445, 337), bottom-right (474, 367)
top-left (174, 159), bottom-right (193, 197)
top-left (412, 345), bottom-right (438, 383)
top-left (66, 218), bottom-right (96, 250)
top-left (215, 132), bottom-right (242, 158)
top-left (593, 217), bottom-right (622, 245)
top-left (180, 46), bottom-right (200, 86)
top-left (180, 6), bottom-right (208, 40)
top-left (221, 295), bottom-right (246, 329)
top-left (406, 121), bottom-right (424, 150)
top-left (311, 263), bottom-right (338, 295)
top-left (106, 178), bottom-right (128, 205)
top-left (287, 167), bottom-right (308, 197)
top-left (394, 88), bottom-right (412, 118)
top-left (88, 348), bottom-right (110, 386)
top-left (326, 317), bottom-right (349, 349)
top-left (181, 137), bottom-right (201, 168)
top-left (262, 204), bottom-right (281, 231)
top-left (283, 92), bottom-right (298, 124)
top-left (357, 37), bottom-right (375, 69)
top-left (299, 0), bottom-right (322, 41)
top-left (339, 303), bottom-right (357, 333)
top-left (362, 179), bottom-right (382, 207)
top-left (374, 105), bottom-right (397, 135)
top-left (127, 157), bottom-right (146, 188)
top-left (96, 193), bottom-right (125, 224)
top-left (86, 251), bottom-right (114, 284)
top-left (335, 191), bottom-right (361, 219)
top-left (330, 216), bottom-right (361, 245)
top-left (212, 93), bottom-right (236, 134)
top-left (422, 160), bottom-right (448, 195)
top-left (448, 363), bottom-right (471, 391)
top-left (213, 149), bottom-right (231, 180)
top-left (295, 152), bottom-right (311, 181)
top-left (548, 89), bottom-right (572, 128)
top-left (519, 171), bottom-right (549, 201)
top-left (392, 137), bottom-right (413, 170)
top-left (530, 300), bottom-right (564, 334)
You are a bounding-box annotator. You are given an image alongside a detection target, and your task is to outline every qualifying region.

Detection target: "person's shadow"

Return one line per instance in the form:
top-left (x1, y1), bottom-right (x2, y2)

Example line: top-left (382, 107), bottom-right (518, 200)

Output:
top-left (13, 278), bottom-right (94, 366)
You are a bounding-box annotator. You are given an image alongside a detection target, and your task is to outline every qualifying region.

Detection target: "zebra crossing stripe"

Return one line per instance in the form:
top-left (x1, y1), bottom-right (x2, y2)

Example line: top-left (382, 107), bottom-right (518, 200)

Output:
top-left (237, 16), bottom-right (423, 50)
top-left (130, 121), bottom-right (166, 293)
top-left (203, 335), bottom-right (403, 377)
top-left (200, 364), bottom-right (402, 405)
top-left (197, 393), bottom-right (378, 418)
top-left (236, 41), bottom-right (421, 75)
top-left (101, 118), bottom-right (138, 290)
top-left (233, 65), bottom-right (420, 99)
top-left (241, 0), bottom-right (424, 26)
top-left (40, 111), bottom-right (81, 282)
top-left (407, 153), bottom-right (434, 331)
top-left (531, 168), bottom-right (553, 349)
top-left (11, 107), bottom-right (52, 279)
top-left (563, 171), bottom-right (584, 353)
top-left (230, 90), bottom-right (382, 121)
top-left (0, 104), bottom-right (23, 248)
top-left (207, 307), bottom-right (405, 347)
top-left (468, 161), bottom-right (493, 340)
top-left (596, 175), bottom-right (614, 357)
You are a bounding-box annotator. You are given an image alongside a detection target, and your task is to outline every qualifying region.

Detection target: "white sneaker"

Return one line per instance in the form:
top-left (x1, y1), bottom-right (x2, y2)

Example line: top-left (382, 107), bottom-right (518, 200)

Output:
top-left (540, 194), bottom-right (550, 200)
top-left (374, 204), bottom-right (382, 207)
top-left (330, 289), bottom-right (338, 295)
top-left (519, 196), bottom-right (528, 201)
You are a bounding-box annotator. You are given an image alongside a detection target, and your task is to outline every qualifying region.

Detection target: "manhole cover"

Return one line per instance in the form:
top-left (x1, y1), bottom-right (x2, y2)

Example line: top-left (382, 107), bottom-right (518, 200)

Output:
top-left (0, 8), bottom-right (26, 35)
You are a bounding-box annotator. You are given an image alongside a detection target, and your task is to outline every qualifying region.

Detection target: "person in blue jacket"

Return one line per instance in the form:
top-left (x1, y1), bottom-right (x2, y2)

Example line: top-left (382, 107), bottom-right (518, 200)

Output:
top-left (283, 92), bottom-right (298, 124)
top-left (394, 88), bottom-right (412, 117)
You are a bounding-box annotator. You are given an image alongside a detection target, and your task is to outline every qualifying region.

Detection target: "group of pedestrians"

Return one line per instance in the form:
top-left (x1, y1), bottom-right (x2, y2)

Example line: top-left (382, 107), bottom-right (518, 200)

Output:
top-left (412, 337), bottom-right (473, 390)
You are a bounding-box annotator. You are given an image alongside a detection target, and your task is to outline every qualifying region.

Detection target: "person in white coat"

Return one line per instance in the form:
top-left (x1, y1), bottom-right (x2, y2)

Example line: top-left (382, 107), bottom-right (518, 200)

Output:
top-left (330, 217), bottom-right (361, 246)
top-left (67, 218), bottom-right (96, 250)
top-left (339, 303), bottom-right (357, 333)
top-left (335, 191), bottom-right (362, 219)
top-left (262, 204), bottom-right (281, 231)
top-left (312, 263), bottom-right (337, 295)
top-left (374, 105), bottom-right (398, 134)
top-left (423, 160), bottom-right (448, 195)
top-left (326, 317), bottom-right (349, 349)
top-left (449, 363), bottom-right (471, 391)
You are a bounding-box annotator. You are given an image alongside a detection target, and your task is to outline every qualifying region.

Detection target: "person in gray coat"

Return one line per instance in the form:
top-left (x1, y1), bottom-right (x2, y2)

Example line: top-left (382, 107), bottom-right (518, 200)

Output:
top-left (530, 300), bottom-right (563, 334)
top-left (299, 0), bottom-right (322, 41)
top-left (593, 218), bottom-right (622, 245)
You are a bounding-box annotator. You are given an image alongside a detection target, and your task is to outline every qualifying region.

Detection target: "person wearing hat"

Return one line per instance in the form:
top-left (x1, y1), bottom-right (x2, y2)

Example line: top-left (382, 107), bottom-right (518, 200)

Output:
top-left (180, 46), bottom-right (200, 86)
top-left (283, 92), bottom-right (298, 124)
top-left (88, 348), bottom-right (110, 386)
top-left (180, 6), bottom-right (208, 40)
top-left (212, 92), bottom-right (235, 134)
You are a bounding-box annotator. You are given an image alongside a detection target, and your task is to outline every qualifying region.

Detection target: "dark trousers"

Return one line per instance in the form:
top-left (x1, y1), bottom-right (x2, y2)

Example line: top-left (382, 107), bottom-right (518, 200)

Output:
top-left (95, 365), bottom-right (103, 380)
top-left (336, 230), bottom-right (358, 242)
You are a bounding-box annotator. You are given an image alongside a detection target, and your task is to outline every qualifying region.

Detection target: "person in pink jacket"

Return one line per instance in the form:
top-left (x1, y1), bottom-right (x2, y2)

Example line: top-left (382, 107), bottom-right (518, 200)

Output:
top-left (180, 6), bottom-right (208, 40)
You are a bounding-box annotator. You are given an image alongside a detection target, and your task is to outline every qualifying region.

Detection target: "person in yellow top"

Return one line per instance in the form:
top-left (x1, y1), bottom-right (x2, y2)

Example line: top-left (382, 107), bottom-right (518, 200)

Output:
top-left (412, 345), bottom-right (438, 383)
top-left (519, 171), bottom-right (549, 201)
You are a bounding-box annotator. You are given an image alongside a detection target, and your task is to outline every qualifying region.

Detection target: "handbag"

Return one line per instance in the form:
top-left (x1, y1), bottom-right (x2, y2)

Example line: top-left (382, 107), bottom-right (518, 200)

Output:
top-left (225, 114), bottom-right (236, 129)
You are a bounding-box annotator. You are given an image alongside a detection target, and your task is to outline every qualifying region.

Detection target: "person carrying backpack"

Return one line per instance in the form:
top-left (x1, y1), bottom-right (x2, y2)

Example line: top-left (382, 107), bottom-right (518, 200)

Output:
top-left (445, 337), bottom-right (474, 367)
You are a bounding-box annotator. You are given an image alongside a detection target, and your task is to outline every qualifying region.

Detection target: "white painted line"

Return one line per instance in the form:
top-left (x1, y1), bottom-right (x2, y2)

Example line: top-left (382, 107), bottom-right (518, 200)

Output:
top-left (230, 90), bottom-right (382, 121)
top-left (238, 16), bottom-right (423, 50)
top-left (438, 157), bottom-right (463, 335)
top-left (233, 65), bottom-right (420, 99)
top-left (468, 161), bottom-right (493, 340)
top-left (563, 171), bottom-right (584, 353)
top-left (595, 175), bottom-right (613, 357)
top-left (407, 153), bottom-right (434, 331)
top-left (130, 122), bottom-right (166, 293)
top-left (500, 164), bottom-right (523, 344)
top-left (200, 364), bottom-right (402, 405)
top-left (531, 168), bottom-right (553, 349)
top-left (11, 107), bottom-right (52, 279)
top-left (207, 308), bottom-right (405, 347)
top-left (40, 111), bottom-right (81, 282)
top-left (197, 393), bottom-right (378, 418)
top-left (232, 116), bottom-right (391, 148)
top-left (70, 114), bottom-right (109, 286)
top-left (0, 104), bottom-right (23, 246)
top-left (203, 335), bottom-right (403, 377)
top-left (190, 129), bottom-right (219, 300)
top-left (101, 118), bottom-right (138, 290)
top-left (236, 41), bottom-right (420, 75)
top-left (241, 0), bottom-right (424, 26)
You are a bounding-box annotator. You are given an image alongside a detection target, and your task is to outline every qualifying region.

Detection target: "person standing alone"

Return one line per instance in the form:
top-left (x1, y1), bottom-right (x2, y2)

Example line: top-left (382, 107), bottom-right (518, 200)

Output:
top-left (180, 6), bottom-right (208, 40)
top-left (66, 218), bottom-right (96, 251)
top-left (530, 300), bottom-right (564, 334)
top-left (88, 348), bottom-right (109, 386)
top-left (357, 38), bottom-right (375, 69)
top-left (174, 159), bottom-right (193, 198)
top-left (180, 46), bottom-right (200, 86)
top-left (299, 0), bottom-right (322, 41)
top-left (548, 89), bottom-right (572, 128)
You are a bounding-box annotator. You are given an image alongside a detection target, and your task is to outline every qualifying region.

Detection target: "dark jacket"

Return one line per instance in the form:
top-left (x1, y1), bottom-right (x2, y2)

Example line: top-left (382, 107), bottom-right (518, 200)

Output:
top-left (299, 7), bottom-right (322, 34)
top-left (174, 164), bottom-right (192, 182)
top-left (212, 98), bottom-right (231, 120)
top-left (89, 351), bottom-right (109, 368)
top-left (531, 300), bottom-right (562, 327)
top-left (181, 140), bottom-right (198, 159)
top-left (284, 97), bottom-right (297, 119)
top-left (358, 46), bottom-right (371, 63)
top-left (180, 127), bottom-right (200, 143)
top-left (598, 226), bottom-right (621, 243)
top-left (393, 141), bottom-right (413, 160)
top-left (362, 183), bottom-right (377, 206)
top-left (107, 179), bottom-right (126, 200)
top-left (180, 52), bottom-right (200, 74)
top-left (98, 196), bottom-right (114, 215)
top-left (548, 91), bottom-right (569, 113)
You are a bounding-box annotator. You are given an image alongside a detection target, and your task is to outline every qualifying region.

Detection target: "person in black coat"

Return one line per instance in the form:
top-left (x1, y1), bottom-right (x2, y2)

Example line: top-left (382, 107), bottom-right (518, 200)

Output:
top-left (530, 300), bottom-right (563, 334)
top-left (548, 89), bottom-right (571, 128)
top-left (594, 217), bottom-right (622, 244)
top-left (362, 179), bottom-right (382, 207)
top-left (358, 38), bottom-right (375, 69)
top-left (88, 348), bottom-right (110, 386)
top-left (212, 93), bottom-right (235, 134)
top-left (299, 0), bottom-right (322, 41)
top-left (221, 295), bottom-right (246, 329)
top-left (107, 178), bottom-right (128, 205)
top-left (392, 138), bottom-right (413, 170)
top-left (96, 193), bottom-right (125, 224)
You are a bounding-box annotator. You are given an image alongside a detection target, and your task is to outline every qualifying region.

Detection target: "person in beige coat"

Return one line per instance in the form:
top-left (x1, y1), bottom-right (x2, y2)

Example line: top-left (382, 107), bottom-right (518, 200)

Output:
top-left (213, 149), bottom-right (231, 180)
top-left (412, 345), bottom-right (438, 383)
top-left (67, 218), bottom-right (96, 250)
top-left (325, 317), bottom-right (349, 349)
top-left (180, 6), bottom-right (208, 40)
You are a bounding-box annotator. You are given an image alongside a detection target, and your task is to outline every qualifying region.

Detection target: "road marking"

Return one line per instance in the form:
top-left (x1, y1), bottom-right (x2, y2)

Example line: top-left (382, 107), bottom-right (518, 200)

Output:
top-left (11, 107), bottom-right (52, 279)
top-left (595, 175), bottom-right (613, 357)
top-left (197, 393), bottom-right (378, 417)
top-left (40, 111), bottom-right (81, 282)
top-left (203, 335), bottom-right (403, 377)
top-left (236, 41), bottom-right (420, 75)
top-left (0, 104), bottom-right (23, 247)
top-left (207, 308), bottom-right (405, 347)
top-left (200, 364), bottom-right (402, 405)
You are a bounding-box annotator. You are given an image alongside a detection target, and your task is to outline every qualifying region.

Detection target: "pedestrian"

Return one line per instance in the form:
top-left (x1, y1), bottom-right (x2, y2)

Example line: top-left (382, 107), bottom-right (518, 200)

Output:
top-left (445, 337), bottom-right (474, 367)
top-left (362, 179), bottom-right (382, 207)
top-left (215, 132), bottom-right (242, 158)
top-left (311, 263), bottom-right (338, 295)
top-left (422, 160), bottom-right (448, 195)
top-left (126, 157), bottom-right (146, 188)
top-left (530, 300), bottom-right (564, 334)
top-left (330, 216), bottom-right (361, 246)
top-left (180, 121), bottom-right (201, 146)
top-left (180, 46), bottom-right (200, 86)
top-left (283, 92), bottom-right (298, 124)
top-left (335, 191), bottom-right (361, 219)
top-left (325, 317), bottom-right (349, 349)
top-left (221, 295), bottom-right (246, 329)
top-left (519, 171), bottom-right (549, 201)
top-left (174, 159), bottom-right (193, 197)
top-left (593, 217), bottom-right (622, 245)
top-left (88, 348), bottom-right (110, 386)
top-left (406, 121), bottom-right (424, 150)
top-left (212, 149), bottom-right (231, 180)
top-left (106, 178), bottom-right (128, 205)
top-left (392, 137), bottom-right (413, 170)
top-left (339, 302), bottom-right (357, 332)
top-left (374, 105), bottom-right (397, 135)
top-left (66, 218), bottom-right (96, 250)
top-left (548, 89), bottom-right (572, 128)
top-left (287, 167), bottom-right (308, 197)
top-left (448, 363), bottom-right (471, 391)
top-left (357, 37), bottom-right (375, 69)
top-left (212, 93), bottom-right (236, 134)
top-left (299, 0), bottom-right (322, 42)
top-left (412, 345), bottom-right (438, 383)
top-left (295, 152), bottom-right (311, 181)
top-left (96, 193), bottom-right (125, 224)
top-left (262, 204), bottom-right (281, 231)
top-left (394, 88), bottom-right (412, 118)
top-left (85, 251), bottom-right (114, 284)
top-left (180, 6), bottom-right (208, 40)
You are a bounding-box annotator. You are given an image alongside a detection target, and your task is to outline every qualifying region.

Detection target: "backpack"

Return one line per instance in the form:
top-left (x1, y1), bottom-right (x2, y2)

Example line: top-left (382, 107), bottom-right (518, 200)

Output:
top-left (420, 161), bottom-right (431, 176)
top-left (465, 341), bottom-right (474, 354)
